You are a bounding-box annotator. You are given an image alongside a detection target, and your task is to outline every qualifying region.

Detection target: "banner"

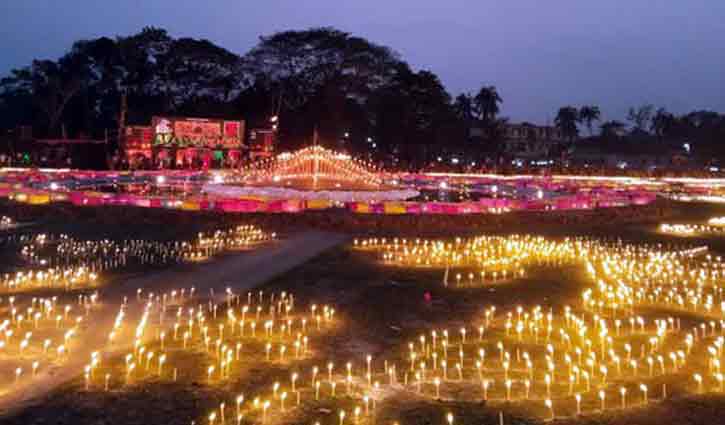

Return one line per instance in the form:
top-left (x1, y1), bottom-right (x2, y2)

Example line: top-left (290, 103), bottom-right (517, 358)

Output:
top-left (152, 117), bottom-right (245, 148)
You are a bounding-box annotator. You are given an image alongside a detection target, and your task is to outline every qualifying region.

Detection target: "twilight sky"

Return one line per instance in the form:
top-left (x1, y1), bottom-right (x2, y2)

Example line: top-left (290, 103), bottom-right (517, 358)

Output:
top-left (1, 0), bottom-right (724, 124)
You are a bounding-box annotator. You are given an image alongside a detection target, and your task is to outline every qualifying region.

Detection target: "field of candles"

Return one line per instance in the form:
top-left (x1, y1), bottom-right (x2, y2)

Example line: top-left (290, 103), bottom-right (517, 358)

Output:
top-left (1, 200), bottom-right (725, 425)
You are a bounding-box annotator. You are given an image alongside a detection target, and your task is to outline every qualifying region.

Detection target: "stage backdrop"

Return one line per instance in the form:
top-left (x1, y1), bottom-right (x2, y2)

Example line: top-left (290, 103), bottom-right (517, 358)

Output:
top-left (151, 116), bottom-right (245, 149)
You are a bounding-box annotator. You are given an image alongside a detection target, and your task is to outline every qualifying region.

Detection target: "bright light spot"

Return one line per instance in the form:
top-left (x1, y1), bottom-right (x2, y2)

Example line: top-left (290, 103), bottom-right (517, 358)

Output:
top-left (156, 175), bottom-right (166, 184)
top-left (213, 174), bottom-right (224, 184)
top-left (439, 181), bottom-right (448, 189)
top-left (49, 182), bottom-right (59, 190)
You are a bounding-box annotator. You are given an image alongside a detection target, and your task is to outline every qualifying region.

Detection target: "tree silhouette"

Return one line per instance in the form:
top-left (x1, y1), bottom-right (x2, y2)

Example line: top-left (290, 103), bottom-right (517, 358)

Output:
top-left (554, 106), bottom-right (580, 142)
top-left (650, 107), bottom-right (675, 140)
top-left (579, 105), bottom-right (601, 136)
top-left (473, 86), bottom-right (502, 123)
top-left (627, 104), bottom-right (654, 134)
top-left (600, 120), bottom-right (626, 139)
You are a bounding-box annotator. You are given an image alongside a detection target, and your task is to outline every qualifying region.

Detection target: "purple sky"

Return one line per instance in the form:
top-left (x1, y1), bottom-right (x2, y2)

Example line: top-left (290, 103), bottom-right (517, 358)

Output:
top-left (1, 0), bottom-right (724, 124)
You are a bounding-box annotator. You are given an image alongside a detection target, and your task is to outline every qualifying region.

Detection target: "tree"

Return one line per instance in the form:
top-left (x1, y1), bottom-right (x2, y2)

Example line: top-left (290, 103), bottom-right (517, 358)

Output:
top-left (473, 86), bottom-right (502, 123)
top-left (242, 27), bottom-right (406, 148)
top-left (370, 66), bottom-right (454, 163)
top-left (452, 93), bottom-right (477, 145)
top-left (650, 107), bottom-right (675, 140)
top-left (600, 120), bottom-right (626, 139)
top-left (452, 93), bottom-right (476, 122)
top-left (627, 104), bottom-right (654, 134)
top-left (23, 60), bottom-right (84, 136)
top-left (245, 27), bottom-right (401, 110)
top-left (554, 106), bottom-right (580, 142)
top-left (578, 105), bottom-right (601, 136)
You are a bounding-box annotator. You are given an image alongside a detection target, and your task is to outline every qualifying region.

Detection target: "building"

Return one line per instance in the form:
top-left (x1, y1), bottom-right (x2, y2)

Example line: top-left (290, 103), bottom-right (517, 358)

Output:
top-left (122, 116), bottom-right (247, 169)
top-left (470, 122), bottom-right (567, 158)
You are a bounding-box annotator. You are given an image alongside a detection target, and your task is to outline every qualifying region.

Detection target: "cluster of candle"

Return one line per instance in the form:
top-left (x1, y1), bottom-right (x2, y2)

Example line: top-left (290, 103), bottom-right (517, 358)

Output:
top-left (61, 286), bottom-right (363, 425)
top-left (398, 304), bottom-right (696, 417)
top-left (708, 217), bottom-right (725, 227)
top-left (659, 223), bottom-right (725, 236)
top-left (1, 267), bottom-right (99, 293)
top-left (355, 235), bottom-right (725, 420)
top-left (0, 226), bottom-right (274, 292)
top-left (0, 292), bottom-right (100, 391)
top-left (659, 216), bottom-right (725, 236)
top-left (183, 226), bottom-right (276, 262)
top-left (353, 235), bottom-right (581, 287)
top-left (0, 215), bottom-right (13, 229)
top-left (8, 231), bottom-right (725, 424)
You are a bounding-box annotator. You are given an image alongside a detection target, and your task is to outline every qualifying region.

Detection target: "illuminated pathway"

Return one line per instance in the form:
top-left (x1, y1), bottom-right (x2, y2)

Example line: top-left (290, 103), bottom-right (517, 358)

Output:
top-left (0, 231), bottom-right (347, 412)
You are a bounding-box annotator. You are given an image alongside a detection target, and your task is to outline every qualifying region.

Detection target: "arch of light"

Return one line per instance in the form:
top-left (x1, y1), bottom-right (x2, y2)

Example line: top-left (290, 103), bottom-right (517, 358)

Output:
top-left (237, 146), bottom-right (384, 187)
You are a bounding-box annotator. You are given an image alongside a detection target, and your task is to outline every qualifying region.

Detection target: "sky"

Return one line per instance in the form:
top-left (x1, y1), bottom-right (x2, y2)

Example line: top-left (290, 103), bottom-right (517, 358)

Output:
top-left (1, 0), bottom-right (724, 124)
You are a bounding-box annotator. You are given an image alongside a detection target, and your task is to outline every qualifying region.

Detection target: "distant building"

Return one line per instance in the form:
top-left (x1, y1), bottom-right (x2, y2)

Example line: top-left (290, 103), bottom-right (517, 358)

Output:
top-left (470, 122), bottom-right (567, 158)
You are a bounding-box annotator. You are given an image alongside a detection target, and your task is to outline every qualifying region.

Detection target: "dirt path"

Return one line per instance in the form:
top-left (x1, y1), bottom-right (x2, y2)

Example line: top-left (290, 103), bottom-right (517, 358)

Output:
top-left (0, 230), bottom-right (347, 414)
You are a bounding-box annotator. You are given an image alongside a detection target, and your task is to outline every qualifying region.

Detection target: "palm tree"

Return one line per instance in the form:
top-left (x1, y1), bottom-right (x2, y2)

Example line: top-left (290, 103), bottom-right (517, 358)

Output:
top-left (452, 93), bottom-right (476, 121)
top-left (452, 93), bottom-right (476, 145)
top-left (554, 106), bottom-right (580, 142)
top-left (474, 85), bottom-right (502, 123)
top-left (579, 105), bottom-right (601, 136)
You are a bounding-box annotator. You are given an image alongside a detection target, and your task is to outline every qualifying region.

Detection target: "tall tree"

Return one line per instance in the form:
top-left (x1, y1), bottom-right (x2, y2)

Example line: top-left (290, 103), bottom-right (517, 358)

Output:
top-left (452, 93), bottom-right (476, 145)
top-left (242, 27), bottom-right (406, 148)
top-left (452, 93), bottom-right (476, 122)
top-left (370, 66), bottom-right (453, 163)
top-left (554, 106), bottom-right (580, 142)
top-left (473, 86), bottom-right (502, 123)
top-left (578, 105), bottom-right (601, 136)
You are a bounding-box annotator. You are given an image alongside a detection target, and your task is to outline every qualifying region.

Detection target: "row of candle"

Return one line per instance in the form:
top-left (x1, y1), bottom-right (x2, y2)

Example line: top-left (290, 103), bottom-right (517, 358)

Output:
top-left (1, 225), bottom-right (275, 293)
